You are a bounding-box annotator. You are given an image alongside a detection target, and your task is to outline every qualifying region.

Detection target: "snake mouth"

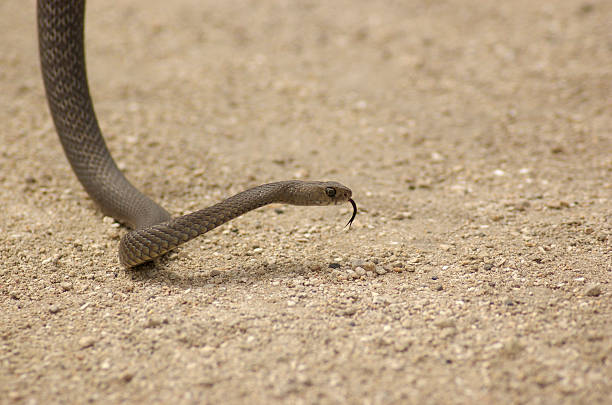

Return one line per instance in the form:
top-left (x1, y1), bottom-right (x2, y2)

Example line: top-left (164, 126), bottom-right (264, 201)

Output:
top-left (345, 198), bottom-right (357, 228)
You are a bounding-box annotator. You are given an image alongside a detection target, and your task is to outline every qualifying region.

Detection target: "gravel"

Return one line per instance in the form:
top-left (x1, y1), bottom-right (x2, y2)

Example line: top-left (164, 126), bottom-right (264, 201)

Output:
top-left (1, 1), bottom-right (610, 404)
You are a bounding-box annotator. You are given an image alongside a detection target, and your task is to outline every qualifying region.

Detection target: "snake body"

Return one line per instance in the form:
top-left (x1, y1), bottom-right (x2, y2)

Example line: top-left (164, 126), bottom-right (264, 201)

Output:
top-left (37, 0), bottom-right (355, 267)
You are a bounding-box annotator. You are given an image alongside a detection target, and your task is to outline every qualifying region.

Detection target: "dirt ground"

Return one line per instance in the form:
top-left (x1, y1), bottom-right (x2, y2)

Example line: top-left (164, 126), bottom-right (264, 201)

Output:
top-left (1, 0), bottom-right (610, 404)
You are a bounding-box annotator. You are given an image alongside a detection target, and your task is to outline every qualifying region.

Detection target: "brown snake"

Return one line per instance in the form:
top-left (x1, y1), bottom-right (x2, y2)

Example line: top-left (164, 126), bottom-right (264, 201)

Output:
top-left (37, 0), bottom-right (356, 268)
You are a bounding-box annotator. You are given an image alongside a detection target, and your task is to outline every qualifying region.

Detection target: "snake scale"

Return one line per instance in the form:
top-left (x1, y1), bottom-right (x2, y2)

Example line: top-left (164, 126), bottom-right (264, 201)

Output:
top-left (37, 0), bottom-right (356, 267)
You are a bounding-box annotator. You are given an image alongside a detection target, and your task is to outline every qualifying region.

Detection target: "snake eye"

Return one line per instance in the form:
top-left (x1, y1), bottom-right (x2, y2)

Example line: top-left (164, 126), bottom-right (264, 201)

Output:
top-left (325, 187), bottom-right (336, 198)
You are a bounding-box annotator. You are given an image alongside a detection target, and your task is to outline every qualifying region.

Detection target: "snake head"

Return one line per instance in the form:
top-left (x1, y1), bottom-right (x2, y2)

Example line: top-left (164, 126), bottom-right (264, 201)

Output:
top-left (272, 180), bottom-right (356, 226)
top-left (299, 181), bottom-right (357, 227)
top-left (321, 181), bottom-right (352, 205)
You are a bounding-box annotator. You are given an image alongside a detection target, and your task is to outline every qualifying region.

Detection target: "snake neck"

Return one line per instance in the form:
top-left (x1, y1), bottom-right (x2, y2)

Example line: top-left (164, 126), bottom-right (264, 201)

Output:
top-left (177, 182), bottom-right (292, 230)
top-left (118, 182), bottom-right (291, 267)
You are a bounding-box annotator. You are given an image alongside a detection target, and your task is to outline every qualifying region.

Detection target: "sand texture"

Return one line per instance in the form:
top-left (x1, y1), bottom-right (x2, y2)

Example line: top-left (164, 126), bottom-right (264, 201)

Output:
top-left (1, 1), bottom-right (610, 404)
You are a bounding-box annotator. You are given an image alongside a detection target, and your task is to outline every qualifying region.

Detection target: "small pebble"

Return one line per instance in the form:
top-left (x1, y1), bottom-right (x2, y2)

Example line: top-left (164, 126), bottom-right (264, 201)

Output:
top-left (49, 304), bottom-right (61, 314)
top-left (144, 318), bottom-right (163, 328)
top-left (431, 152), bottom-right (444, 162)
top-left (372, 295), bottom-right (390, 305)
top-left (355, 267), bottom-right (366, 276)
top-left (350, 258), bottom-right (365, 268)
top-left (393, 212), bottom-right (413, 220)
top-left (375, 266), bottom-right (387, 275)
top-left (339, 306), bottom-right (357, 316)
top-left (8, 392), bottom-right (22, 401)
top-left (363, 262), bottom-right (376, 272)
top-left (60, 282), bottom-right (73, 291)
top-left (9, 291), bottom-right (19, 300)
top-left (120, 372), bottom-right (135, 383)
top-left (328, 263), bottom-right (341, 269)
top-left (79, 336), bottom-right (96, 349)
top-left (435, 319), bottom-right (456, 329)
top-left (546, 200), bottom-right (570, 209)
top-left (336, 273), bottom-right (348, 281)
top-left (394, 338), bottom-right (413, 352)
top-left (585, 284), bottom-right (602, 297)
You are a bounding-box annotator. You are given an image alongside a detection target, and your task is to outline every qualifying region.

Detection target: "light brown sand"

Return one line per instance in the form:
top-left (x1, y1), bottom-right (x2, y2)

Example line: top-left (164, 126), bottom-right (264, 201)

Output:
top-left (1, 0), bottom-right (610, 403)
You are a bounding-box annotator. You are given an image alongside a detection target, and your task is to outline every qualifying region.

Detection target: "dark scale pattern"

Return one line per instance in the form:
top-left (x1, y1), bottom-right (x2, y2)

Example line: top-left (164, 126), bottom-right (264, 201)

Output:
top-left (38, 0), bottom-right (354, 268)
top-left (37, 0), bottom-right (171, 229)
top-left (118, 184), bottom-right (282, 267)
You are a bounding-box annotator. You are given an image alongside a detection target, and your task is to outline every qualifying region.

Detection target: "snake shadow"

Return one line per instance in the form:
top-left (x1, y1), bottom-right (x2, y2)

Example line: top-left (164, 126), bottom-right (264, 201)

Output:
top-left (126, 255), bottom-right (326, 289)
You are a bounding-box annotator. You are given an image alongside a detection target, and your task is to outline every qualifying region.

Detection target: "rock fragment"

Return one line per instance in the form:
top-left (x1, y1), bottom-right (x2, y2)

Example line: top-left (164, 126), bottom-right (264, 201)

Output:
top-left (584, 284), bottom-right (602, 297)
top-left (79, 336), bottom-right (96, 349)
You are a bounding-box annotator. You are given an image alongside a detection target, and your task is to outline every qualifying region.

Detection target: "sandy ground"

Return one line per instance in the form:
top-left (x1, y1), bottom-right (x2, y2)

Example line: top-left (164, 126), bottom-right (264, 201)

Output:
top-left (1, 0), bottom-right (611, 404)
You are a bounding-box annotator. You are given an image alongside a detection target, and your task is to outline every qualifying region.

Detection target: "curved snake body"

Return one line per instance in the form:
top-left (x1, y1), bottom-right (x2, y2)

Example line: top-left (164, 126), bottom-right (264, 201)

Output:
top-left (37, 0), bottom-right (356, 267)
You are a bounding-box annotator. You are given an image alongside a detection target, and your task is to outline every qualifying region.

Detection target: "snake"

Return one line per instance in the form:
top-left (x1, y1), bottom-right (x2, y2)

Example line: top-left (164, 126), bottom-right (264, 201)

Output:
top-left (37, 0), bottom-right (357, 268)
